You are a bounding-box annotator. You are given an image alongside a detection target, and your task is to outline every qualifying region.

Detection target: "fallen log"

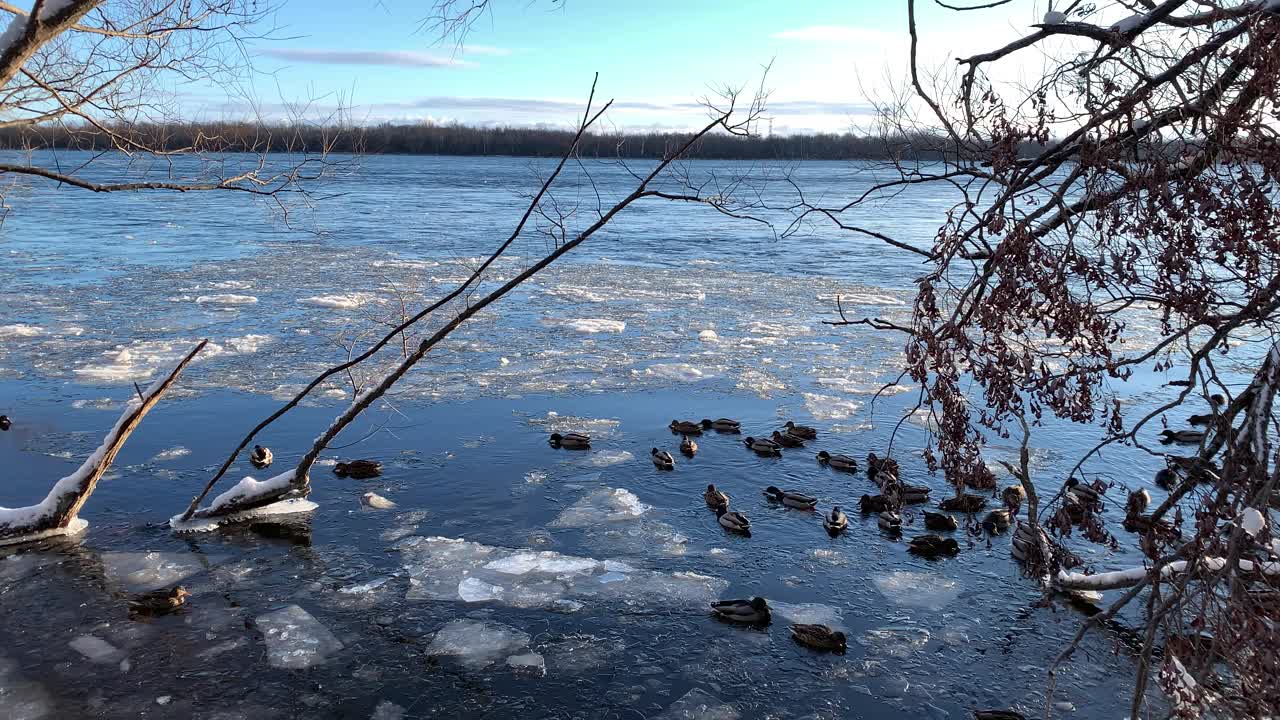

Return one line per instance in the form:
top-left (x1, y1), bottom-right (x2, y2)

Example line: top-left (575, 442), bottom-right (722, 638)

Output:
top-left (0, 340), bottom-right (207, 546)
top-left (169, 468), bottom-right (316, 532)
top-left (1054, 558), bottom-right (1280, 592)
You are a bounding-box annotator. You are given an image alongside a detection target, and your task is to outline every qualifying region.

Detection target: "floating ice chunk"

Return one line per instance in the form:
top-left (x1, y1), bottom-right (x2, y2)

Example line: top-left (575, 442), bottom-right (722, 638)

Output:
top-left (339, 577), bottom-right (391, 595)
top-left (195, 294), bottom-right (258, 306)
top-left (208, 280), bottom-right (252, 290)
top-left (742, 320), bottom-right (811, 337)
top-left (197, 637), bottom-right (249, 660)
top-left (150, 447), bottom-right (190, 463)
top-left (698, 330), bottom-right (719, 342)
top-left (558, 318), bottom-right (625, 333)
top-left (802, 393), bottom-right (862, 421)
top-left (659, 688), bottom-right (740, 720)
top-left (0, 656), bottom-right (53, 719)
top-left (298, 293), bottom-right (378, 309)
top-left (550, 488), bottom-right (651, 527)
top-left (361, 492), bottom-right (396, 510)
top-left (872, 570), bottom-right (959, 609)
top-left (770, 601), bottom-right (845, 629)
top-left (68, 635), bottom-right (124, 664)
top-left (579, 450), bottom-right (634, 467)
top-left (641, 363), bottom-right (711, 382)
top-left (255, 605), bottom-right (344, 669)
top-left (485, 551), bottom-right (600, 575)
top-left (457, 577), bottom-right (505, 602)
top-left (0, 324), bottom-right (42, 338)
top-left (506, 652), bottom-right (546, 676)
top-left (859, 626), bottom-right (931, 659)
top-left (224, 334), bottom-right (272, 353)
top-left (1240, 507), bottom-right (1266, 536)
top-left (427, 619), bottom-right (530, 668)
top-left (102, 552), bottom-right (223, 592)
top-left (371, 700), bottom-right (406, 720)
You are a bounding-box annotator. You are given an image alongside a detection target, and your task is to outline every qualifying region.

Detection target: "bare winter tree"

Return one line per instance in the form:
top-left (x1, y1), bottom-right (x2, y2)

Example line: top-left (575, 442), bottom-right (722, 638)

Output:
top-left (800, 1), bottom-right (1280, 717)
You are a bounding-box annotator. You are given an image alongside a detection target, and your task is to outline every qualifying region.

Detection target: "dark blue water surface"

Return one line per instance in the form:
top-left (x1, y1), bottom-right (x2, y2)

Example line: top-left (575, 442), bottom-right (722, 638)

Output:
top-left (0, 151), bottom-right (1200, 719)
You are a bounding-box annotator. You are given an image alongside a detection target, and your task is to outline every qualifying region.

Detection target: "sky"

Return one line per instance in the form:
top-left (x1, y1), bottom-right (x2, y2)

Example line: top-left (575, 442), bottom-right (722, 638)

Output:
top-left (192, 0), bottom-right (1063, 134)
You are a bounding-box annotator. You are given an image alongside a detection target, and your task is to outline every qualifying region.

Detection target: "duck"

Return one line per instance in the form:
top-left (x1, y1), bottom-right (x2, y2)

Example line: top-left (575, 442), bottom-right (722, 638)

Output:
top-left (704, 484), bottom-right (729, 509)
top-left (923, 511), bottom-right (958, 531)
top-left (1210, 393), bottom-right (1226, 407)
top-left (0, 414), bottom-right (9, 431)
top-left (1159, 428), bottom-right (1205, 444)
top-left (783, 420), bottom-right (818, 440)
top-left (1124, 512), bottom-right (1180, 539)
top-left (896, 482), bottom-right (931, 504)
top-left (743, 436), bottom-right (782, 456)
top-left (249, 444), bottom-right (273, 470)
top-left (669, 420), bottom-right (703, 435)
top-left (764, 485), bottom-right (818, 509)
top-left (1188, 413), bottom-right (1215, 426)
top-left (127, 586), bottom-right (191, 617)
top-left (548, 432), bottom-right (591, 449)
top-left (1065, 477), bottom-right (1102, 504)
top-left (823, 505), bottom-right (848, 533)
top-left (701, 418), bottom-right (741, 433)
top-left (939, 494), bottom-right (988, 513)
top-left (710, 596), bottom-right (770, 624)
top-left (1155, 467), bottom-right (1177, 489)
top-left (651, 447), bottom-right (675, 470)
top-left (1126, 488), bottom-right (1151, 516)
top-left (790, 623), bottom-right (847, 652)
top-left (333, 459), bottom-right (383, 479)
top-left (878, 510), bottom-right (903, 532)
top-left (770, 430), bottom-right (806, 448)
top-left (866, 453), bottom-right (900, 483)
top-left (816, 450), bottom-right (858, 472)
top-left (908, 534), bottom-right (961, 558)
top-left (982, 509), bottom-right (1011, 533)
top-left (859, 494), bottom-right (892, 513)
top-left (680, 435), bottom-right (698, 456)
top-left (716, 506), bottom-right (752, 536)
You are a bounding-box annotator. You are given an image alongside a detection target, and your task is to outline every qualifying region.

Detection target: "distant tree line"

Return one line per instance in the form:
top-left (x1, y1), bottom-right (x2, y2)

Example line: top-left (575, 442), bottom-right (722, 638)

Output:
top-left (0, 121), bottom-right (1050, 161)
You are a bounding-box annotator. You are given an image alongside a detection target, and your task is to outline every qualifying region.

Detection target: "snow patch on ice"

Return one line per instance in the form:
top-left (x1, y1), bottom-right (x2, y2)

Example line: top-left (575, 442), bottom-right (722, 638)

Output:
top-left (298, 292), bottom-right (379, 310)
top-left (557, 318), bottom-right (626, 334)
top-left (169, 498), bottom-right (318, 533)
top-left (196, 294), bottom-right (258, 306)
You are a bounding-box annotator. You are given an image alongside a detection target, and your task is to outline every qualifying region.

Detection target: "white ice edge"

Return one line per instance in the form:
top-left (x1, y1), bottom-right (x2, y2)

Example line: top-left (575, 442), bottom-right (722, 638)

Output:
top-left (1056, 557), bottom-right (1280, 590)
top-left (169, 498), bottom-right (318, 533)
top-left (0, 517), bottom-right (88, 547)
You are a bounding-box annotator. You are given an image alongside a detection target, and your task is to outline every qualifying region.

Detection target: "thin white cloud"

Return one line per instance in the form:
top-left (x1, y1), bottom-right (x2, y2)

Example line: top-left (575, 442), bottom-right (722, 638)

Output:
top-left (461, 44), bottom-right (512, 57)
top-left (771, 25), bottom-right (876, 42)
top-left (258, 48), bottom-right (471, 68)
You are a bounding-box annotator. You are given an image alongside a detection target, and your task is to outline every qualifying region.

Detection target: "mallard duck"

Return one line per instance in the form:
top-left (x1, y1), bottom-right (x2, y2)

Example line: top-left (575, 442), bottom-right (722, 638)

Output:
top-left (896, 482), bottom-right (931, 504)
top-left (878, 510), bottom-right (902, 532)
top-left (704, 483), bottom-right (729, 509)
top-left (771, 430), bottom-right (805, 448)
top-left (908, 534), bottom-right (960, 557)
top-left (250, 444), bottom-right (273, 470)
top-left (973, 712), bottom-right (1026, 720)
top-left (1125, 487), bottom-right (1151, 516)
top-left (1188, 413), bottom-right (1215, 426)
top-left (939, 494), bottom-right (987, 513)
top-left (1155, 467), bottom-right (1177, 489)
top-left (1124, 512), bottom-right (1180, 538)
top-left (651, 447), bottom-right (675, 470)
top-left (0, 414), bottom-right (10, 431)
top-left (783, 421), bottom-right (817, 440)
top-left (1159, 428), bottom-right (1205, 444)
top-left (923, 511), bottom-right (958, 531)
top-left (333, 459), bottom-right (383, 479)
top-left (669, 420), bottom-right (703, 435)
top-left (1210, 393), bottom-right (1226, 407)
top-left (680, 435), bottom-right (698, 457)
top-left (548, 432), bottom-right (591, 449)
top-left (701, 418), bottom-right (741, 432)
top-left (816, 450), bottom-right (858, 472)
top-left (716, 506), bottom-right (752, 536)
top-left (982, 509), bottom-right (1011, 533)
top-left (859, 494), bottom-right (892, 513)
top-left (790, 623), bottom-right (846, 652)
top-left (743, 436), bottom-right (782, 456)
top-left (127, 586), bottom-right (190, 617)
top-left (823, 505), bottom-right (848, 533)
top-left (1002, 484), bottom-right (1025, 507)
top-left (764, 485), bottom-right (818, 509)
top-left (866, 453), bottom-right (900, 483)
top-left (1065, 478), bottom-right (1101, 504)
top-left (710, 596), bottom-right (770, 624)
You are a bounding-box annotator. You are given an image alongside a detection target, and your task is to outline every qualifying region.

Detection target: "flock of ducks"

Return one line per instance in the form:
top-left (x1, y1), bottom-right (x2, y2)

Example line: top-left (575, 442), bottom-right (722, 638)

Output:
top-left (546, 415), bottom-right (1031, 656)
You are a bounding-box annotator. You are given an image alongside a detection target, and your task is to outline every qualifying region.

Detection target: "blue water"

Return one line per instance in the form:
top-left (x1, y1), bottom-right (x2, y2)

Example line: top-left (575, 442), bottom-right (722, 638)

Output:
top-left (0, 151), bottom-right (1187, 718)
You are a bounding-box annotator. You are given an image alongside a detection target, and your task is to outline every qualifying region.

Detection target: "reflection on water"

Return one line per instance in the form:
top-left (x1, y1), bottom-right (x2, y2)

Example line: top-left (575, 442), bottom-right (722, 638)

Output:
top-left (0, 154), bottom-right (1185, 718)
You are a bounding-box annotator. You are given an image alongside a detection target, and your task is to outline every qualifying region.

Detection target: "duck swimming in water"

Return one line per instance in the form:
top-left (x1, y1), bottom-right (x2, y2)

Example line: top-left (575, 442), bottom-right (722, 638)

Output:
top-left (651, 447), bottom-right (675, 470)
top-left (816, 450), bottom-right (858, 472)
top-left (716, 506), bottom-right (752, 536)
top-left (923, 511), bottom-right (958, 531)
top-left (680, 434), bottom-right (698, 457)
top-left (127, 586), bottom-right (191, 617)
top-left (823, 505), bottom-right (848, 533)
top-left (1159, 428), bottom-right (1205, 444)
top-left (744, 436), bottom-right (782, 456)
top-left (908, 534), bottom-right (961, 558)
top-left (710, 596), bottom-right (770, 624)
top-left (939, 494), bottom-right (987, 513)
top-left (866, 452), bottom-right (900, 483)
top-left (250, 444), bottom-right (273, 470)
top-left (704, 484), bottom-right (729, 509)
top-left (701, 418), bottom-right (741, 433)
top-left (669, 420), bottom-right (703, 435)
top-left (548, 432), bottom-right (591, 449)
top-left (859, 494), bottom-right (892, 513)
top-left (333, 459), bottom-right (383, 479)
top-left (770, 430), bottom-right (805, 448)
top-left (790, 623), bottom-right (846, 652)
top-left (878, 510), bottom-right (903, 533)
top-left (764, 485), bottom-right (818, 509)
top-left (0, 414), bottom-right (9, 431)
top-left (783, 421), bottom-right (817, 440)
top-left (982, 509), bottom-right (1012, 534)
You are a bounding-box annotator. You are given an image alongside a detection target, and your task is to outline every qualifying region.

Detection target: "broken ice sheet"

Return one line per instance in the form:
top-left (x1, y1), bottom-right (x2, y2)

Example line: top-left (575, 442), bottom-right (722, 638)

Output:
top-left (770, 601), bottom-right (845, 629)
top-left (549, 487), bottom-right (650, 527)
top-left (659, 688), bottom-right (740, 720)
top-left (255, 605), bottom-right (344, 669)
top-left (872, 570), bottom-right (959, 610)
top-left (68, 635), bottom-right (125, 664)
top-left (858, 626), bottom-right (931, 660)
top-left (101, 551), bottom-right (224, 592)
top-left (426, 619), bottom-right (530, 668)
top-left (0, 656), bottom-right (52, 720)
top-left (396, 535), bottom-right (728, 611)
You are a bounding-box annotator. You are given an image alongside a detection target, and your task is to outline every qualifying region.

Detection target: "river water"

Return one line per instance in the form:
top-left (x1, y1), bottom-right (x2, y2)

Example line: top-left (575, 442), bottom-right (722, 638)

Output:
top-left (0, 152), bottom-right (1199, 718)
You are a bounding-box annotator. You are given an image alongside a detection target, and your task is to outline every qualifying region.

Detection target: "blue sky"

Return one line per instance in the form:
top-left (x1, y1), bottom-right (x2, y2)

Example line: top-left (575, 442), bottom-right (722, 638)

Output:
top-left (196, 0), bottom-right (1040, 133)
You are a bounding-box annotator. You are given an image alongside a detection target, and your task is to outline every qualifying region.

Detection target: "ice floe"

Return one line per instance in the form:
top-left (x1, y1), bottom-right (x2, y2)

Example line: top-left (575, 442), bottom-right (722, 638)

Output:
top-left (872, 570), bottom-right (959, 609)
top-left (659, 688), bottom-right (740, 720)
top-left (802, 393), bottom-right (862, 421)
top-left (150, 446), bottom-right (191, 463)
top-left (549, 488), bottom-right (650, 527)
top-left (298, 293), bottom-right (378, 309)
top-left (638, 363), bottom-right (713, 382)
top-left (68, 635), bottom-right (124, 664)
top-left (102, 552), bottom-right (224, 592)
top-left (195, 294), bottom-right (258, 306)
top-left (0, 324), bottom-right (42, 338)
top-left (577, 449), bottom-right (634, 467)
top-left (769, 601), bottom-right (846, 629)
top-left (426, 619), bottom-right (530, 668)
top-left (255, 605), bottom-right (344, 669)
top-left (0, 656), bottom-right (52, 719)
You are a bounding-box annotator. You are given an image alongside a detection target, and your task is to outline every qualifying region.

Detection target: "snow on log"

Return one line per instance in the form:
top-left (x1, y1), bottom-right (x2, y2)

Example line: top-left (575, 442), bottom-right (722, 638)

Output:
top-left (1055, 558), bottom-right (1280, 591)
top-left (175, 467), bottom-right (313, 528)
top-left (0, 340), bottom-right (207, 545)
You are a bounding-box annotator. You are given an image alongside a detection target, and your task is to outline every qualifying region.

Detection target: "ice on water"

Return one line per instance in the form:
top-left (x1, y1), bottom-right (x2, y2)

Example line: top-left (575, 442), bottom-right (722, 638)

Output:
top-left (68, 635), bottom-right (125, 664)
top-left (659, 688), bottom-right (740, 720)
top-left (397, 535), bottom-right (727, 611)
top-left (0, 656), bottom-right (53, 720)
top-left (549, 488), bottom-right (650, 527)
top-left (426, 619), bottom-right (530, 668)
top-left (872, 570), bottom-right (960, 610)
top-left (102, 552), bottom-right (224, 592)
top-left (549, 487), bottom-right (689, 556)
top-left (770, 601), bottom-right (845, 629)
top-left (254, 605), bottom-right (344, 669)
